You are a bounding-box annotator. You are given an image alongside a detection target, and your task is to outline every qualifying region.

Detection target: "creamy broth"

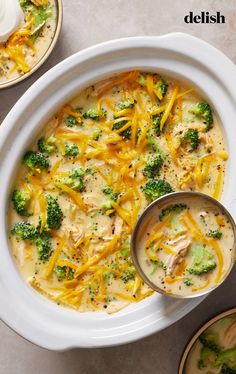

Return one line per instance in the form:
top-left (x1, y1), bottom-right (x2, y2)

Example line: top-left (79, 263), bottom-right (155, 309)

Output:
top-left (137, 196), bottom-right (234, 296)
top-left (0, 0), bottom-right (57, 84)
top-left (8, 71), bottom-right (228, 313)
top-left (185, 314), bottom-right (236, 373)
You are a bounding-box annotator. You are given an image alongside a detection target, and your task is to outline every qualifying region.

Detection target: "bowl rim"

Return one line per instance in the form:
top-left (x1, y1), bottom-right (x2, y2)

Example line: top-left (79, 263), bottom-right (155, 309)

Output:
top-left (178, 306), bottom-right (236, 373)
top-left (131, 191), bottom-right (236, 299)
top-left (1, 33), bottom-right (236, 350)
top-left (0, 0), bottom-right (63, 90)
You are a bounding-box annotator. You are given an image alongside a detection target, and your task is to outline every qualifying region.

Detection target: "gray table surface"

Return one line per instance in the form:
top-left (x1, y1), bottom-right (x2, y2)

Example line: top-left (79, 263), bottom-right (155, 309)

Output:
top-left (1, 1), bottom-right (236, 373)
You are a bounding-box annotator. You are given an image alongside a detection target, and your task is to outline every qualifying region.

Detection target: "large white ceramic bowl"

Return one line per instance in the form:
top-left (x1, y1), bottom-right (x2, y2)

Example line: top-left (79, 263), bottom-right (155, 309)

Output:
top-left (1, 33), bottom-right (236, 350)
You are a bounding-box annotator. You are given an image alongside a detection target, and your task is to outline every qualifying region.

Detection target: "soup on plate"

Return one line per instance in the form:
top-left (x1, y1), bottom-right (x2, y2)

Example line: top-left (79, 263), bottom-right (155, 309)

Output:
top-left (0, 0), bottom-right (57, 84)
top-left (185, 313), bottom-right (236, 373)
top-left (9, 71), bottom-right (228, 313)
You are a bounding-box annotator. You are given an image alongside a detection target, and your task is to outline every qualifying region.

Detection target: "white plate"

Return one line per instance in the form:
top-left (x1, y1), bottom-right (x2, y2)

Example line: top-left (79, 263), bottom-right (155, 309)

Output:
top-left (1, 33), bottom-right (236, 350)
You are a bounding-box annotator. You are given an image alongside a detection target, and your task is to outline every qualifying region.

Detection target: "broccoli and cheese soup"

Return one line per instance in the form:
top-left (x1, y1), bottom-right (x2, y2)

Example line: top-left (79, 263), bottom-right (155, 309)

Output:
top-left (0, 0), bottom-right (57, 84)
top-left (9, 71), bottom-right (228, 313)
top-left (137, 195), bottom-right (234, 297)
top-left (185, 313), bottom-right (236, 373)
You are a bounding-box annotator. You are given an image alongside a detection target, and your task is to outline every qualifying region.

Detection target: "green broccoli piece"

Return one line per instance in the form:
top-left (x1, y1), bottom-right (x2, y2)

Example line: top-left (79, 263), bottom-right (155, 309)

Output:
top-left (83, 109), bottom-right (100, 120)
top-left (221, 364), bottom-right (236, 374)
top-left (181, 129), bottom-right (200, 152)
top-left (64, 143), bottom-right (79, 157)
top-left (142, 179), bottom-right (174, 202)
top-left (46, 195), bottom-right (63, 230)
top-left (207, 229), bottom-right (223, 240)
top-left (101, 186), bottom-right (119, 212)
top-left (36, 231), bottom-right (52, 261)
top-left (155, 78), bottom-right (168, 99)
top-left (183, 278), bottom-right (194, 286)
top-left (146, 134), bottom-right (165, 157)
top-left (136, 73), bottom-right (146, 86)
top-left (37, 136), bottom-right (57, 154)
top-left (93, 130), bottom-right (103, 141)
top-left (23, 151), bottom-right (50, 171)
top-left (198, 346), bottom-right (218, 369)
top-left (189, 102), bottom-right (213, 131)
top-left (159, 203), bottom-right (188, 221)
top-left (19, 0), bottom-right (30, 8)
top-left (102, 186), bottom-right (119, 201)
top-left (60, 168), bottom-right (90, 192)
top-left (12, 189), bottom-right (32, 217)
top-left (143, 154), bottom-right (164, 178)
top-left (200, 332), bottom-right (221, 353)
top-left (216, 347), bottom-right (236, 371)
top-left (54, 266), bottom-right (66, 281)
top-left (152, 114), bottom-right (162, 136)
top-left (121, 267), bottom-right (135, 283)
top-left (118, 99), bottom-right (135, 110)
top-left (11, 221), bottom-right (39, 241)
top-left (188, 244), bottom-right (217, 276)
top-left (65, 115), bottom-right (79, 127)
top-left (112, 121), bottom-right (131, 140)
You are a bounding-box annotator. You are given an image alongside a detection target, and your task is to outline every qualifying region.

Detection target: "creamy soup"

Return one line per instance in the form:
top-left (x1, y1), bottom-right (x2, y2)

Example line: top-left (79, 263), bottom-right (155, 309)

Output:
top-left (185, 313), bottom-right (236, 373)
top-left (137, 196), bottom-right (234, 296)
top-left (9, 71), bottom-right (228, 313)
top-left (0, 0), bottom-right (57, 84)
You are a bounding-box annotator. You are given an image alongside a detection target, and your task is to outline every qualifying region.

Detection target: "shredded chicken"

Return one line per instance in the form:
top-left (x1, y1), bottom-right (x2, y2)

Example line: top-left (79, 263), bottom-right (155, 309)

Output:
top-left (66, 225), bottom-right (84, 248)
top-left (223, 320), bottom-right (236, 348)
top-left (114, 216), bottom-right (123, 236)
top-left (166, 235), bottom-right (192, 276)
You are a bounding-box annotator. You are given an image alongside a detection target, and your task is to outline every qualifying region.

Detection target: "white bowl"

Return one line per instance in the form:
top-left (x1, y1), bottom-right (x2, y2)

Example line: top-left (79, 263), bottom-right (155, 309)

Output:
top-left (1, 33), bottom-right (236, 350)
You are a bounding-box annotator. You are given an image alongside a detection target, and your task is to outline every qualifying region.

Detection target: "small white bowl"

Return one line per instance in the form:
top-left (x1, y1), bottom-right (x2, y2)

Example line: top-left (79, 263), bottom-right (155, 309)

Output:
top-left (1, 34), bottom-right (236, 350)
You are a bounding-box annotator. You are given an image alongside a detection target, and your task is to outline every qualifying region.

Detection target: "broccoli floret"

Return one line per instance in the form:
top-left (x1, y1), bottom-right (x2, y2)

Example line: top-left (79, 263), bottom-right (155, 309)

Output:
top-left (207, 229), bottom-right (223, 240)
top-left (146, 134), bottom-right (165, 157)
top-left (143, 154), bottom-right (164, 178)
top-left (64, 143), bottom-right (79, 157)
top-left (101, 201), bottom-right (113, 211)
top-left (183, 278), bottom-right (194, 286)
top-left (189, 102), bottom-right (213, 131)
top-left (136, 73), bottom-right (146, 86)
top-left (45, 195), bottom-right (63, 230)
top-left (221, 364), bottom-right (236, 374)
top-left (216, 347), bottom-right (236, 371)
top-left (23, 151), bottom-right (50, 171)
top-left (101, 186), bottom-right (119, 212)
top-left (112, 121), bottom-right (131, 140)
top-left (93, 130), bottom-right (103, 141)
top-left (188, 243), bottom-right (217, 275)
top-left (36, 231), bottom-right (52, 261)
top-left (181, 129), bottom-right (200, 152)
top-left (102, 186), bottom-right (119, 201)
top-left (83, 109), bottom-right (100, 120)
top-left (118, 99), bottom-right (135, 110)
top-left (200, 332), bottom-right (221, 353)
top-left (198, 346), bottom-right (218, 369)
top-left (37, 136), bottom-right (57, 154)
top-left (121, 267), bottom-right (135, 283)
top-left (159, 203), bottom-right (188, 221)
top-left (60, 168), bottom-right (90, 192)
top-left (155, 78), bottom-right (168, 99)
top-left (54, 266), bottom-right (66, 281)
top-left (11, 221), bottom-right (39, 240)
top-left (65, 115), bottom-right (79, 127)
top-left (142, 179), bottom-right (174, 202)
top-left (12, 189), bottom-right (32, 217)
top-left (152, 114), bottom-right (162, 136)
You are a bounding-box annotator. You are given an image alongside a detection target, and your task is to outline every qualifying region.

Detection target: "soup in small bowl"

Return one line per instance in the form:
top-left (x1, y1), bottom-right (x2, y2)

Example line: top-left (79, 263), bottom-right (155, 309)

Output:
top-left (131, 192), bottom-right (236, 298)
